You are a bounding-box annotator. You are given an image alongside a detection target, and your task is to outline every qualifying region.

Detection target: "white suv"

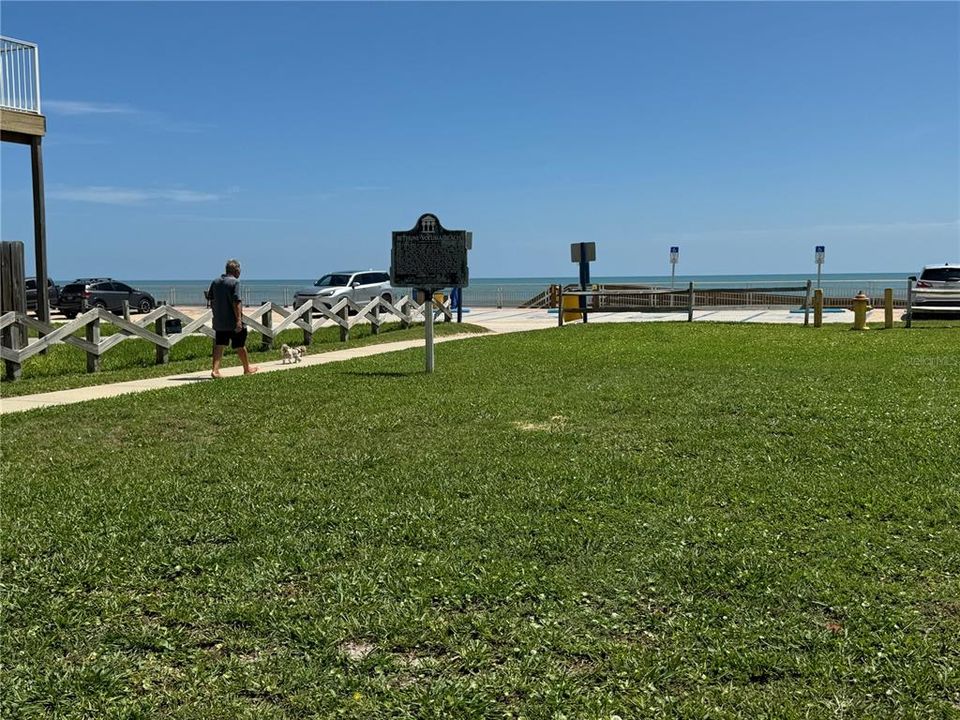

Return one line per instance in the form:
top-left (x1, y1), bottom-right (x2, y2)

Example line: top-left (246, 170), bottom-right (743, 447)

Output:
top-left (294, 270), bottom-right (396, 312)
top-left (914, 263), bottom-right (960, 310)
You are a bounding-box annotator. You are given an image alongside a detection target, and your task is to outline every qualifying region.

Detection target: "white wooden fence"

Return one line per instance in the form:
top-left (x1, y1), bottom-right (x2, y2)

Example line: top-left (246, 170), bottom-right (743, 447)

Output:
top-left (1, 294), bottom-right (452, 380)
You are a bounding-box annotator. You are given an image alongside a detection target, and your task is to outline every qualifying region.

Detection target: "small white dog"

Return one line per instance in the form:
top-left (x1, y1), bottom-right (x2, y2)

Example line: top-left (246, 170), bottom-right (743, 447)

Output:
top-left (280, 343), bottom-right (300, 364)
top-left (296, 346), bottom-right (308, 359)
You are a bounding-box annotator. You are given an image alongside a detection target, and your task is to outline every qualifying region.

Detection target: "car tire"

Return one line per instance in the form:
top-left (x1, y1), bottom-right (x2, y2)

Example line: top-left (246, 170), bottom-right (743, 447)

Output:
top-left (92, 300), bottom-right (107, 311)
top-left (138, 298), bottom-right (153, 313)
top-left (64, 312), bottom-right (77, 319)
top-left (380, 293), bottom-right (393, 306)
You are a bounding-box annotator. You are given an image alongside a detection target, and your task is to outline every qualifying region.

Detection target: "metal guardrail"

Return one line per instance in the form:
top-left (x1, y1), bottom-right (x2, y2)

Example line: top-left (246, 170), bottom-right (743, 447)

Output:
top-left (0, 36), bottom-right (41, 114)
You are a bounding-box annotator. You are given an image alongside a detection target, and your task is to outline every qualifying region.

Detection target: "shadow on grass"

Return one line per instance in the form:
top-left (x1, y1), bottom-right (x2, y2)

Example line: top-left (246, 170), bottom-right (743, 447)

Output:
top-left (339, 370), bottom-right (421, 378)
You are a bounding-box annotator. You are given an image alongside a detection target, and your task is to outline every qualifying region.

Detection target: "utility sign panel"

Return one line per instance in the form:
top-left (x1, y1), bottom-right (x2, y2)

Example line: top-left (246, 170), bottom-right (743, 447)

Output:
top-left (815, 245), bottom-right (825, 265)
top-left (570, 242), bottom-right (596, 263)
top-left (391, 213), bottom-right (470, 290)
top-left (670, 246), bottom-right (679, 264)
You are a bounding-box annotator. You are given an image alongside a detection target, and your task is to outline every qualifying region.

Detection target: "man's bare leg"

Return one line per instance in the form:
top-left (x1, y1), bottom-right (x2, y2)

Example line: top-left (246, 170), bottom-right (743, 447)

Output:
top-left (237, 347), bottom-right (258, 375)
top-left (212, 344), bottom-right (226, 378)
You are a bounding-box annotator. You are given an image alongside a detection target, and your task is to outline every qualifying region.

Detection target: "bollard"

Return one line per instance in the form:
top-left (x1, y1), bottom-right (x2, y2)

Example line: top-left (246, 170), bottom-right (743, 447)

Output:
top-left (884, 288), bottom-right (893, 329)
top-left (852, 291), bottom-right (870, 331)
top-left (814, 288), bottom-right (823, 328)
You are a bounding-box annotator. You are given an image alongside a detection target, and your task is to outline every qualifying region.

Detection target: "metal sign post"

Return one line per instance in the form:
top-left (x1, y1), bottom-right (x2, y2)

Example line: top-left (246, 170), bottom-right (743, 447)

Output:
top-left (670, 246), bottom-right (679, 289)
top-left (815, 245), bottom-right (825, 289)
top-left (422, 289), bottom-right (434, 372)
top-left (570, 242), bottom-right (596, 324)
top-left (391, 214), bottom-right (471, 373)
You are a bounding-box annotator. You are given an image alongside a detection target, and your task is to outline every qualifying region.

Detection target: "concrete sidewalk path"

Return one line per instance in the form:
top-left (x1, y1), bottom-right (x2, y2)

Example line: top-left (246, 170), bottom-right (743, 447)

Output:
top-left (0, 333), bottom-right (482, 415)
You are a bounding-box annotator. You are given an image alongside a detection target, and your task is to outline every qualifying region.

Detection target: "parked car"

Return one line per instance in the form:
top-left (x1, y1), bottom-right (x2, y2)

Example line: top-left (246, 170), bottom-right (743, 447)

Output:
top-left (57, 278), bottom-right (157, 318)
top-left (293, 270), bottom-right (395, 312)
top-left (913, 263), bottom-right (960, 313)
top-left (25, 277), bottom-right (60, 312)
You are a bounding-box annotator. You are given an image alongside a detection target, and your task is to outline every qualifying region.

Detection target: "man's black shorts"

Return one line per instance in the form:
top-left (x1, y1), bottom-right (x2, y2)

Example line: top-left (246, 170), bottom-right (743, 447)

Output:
top-left (214, 327), bottom-right (248, 349)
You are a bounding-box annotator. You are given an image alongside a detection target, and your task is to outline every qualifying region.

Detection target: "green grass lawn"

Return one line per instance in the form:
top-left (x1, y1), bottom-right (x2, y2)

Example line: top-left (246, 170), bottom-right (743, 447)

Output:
top-left (1, 323), bottom-right (958, 718)
top-left (0, 321), bottom-right (486, 398)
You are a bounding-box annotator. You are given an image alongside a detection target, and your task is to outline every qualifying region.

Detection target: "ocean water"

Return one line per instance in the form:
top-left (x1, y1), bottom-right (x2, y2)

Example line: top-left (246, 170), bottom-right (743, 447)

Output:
top-left (80, 273), bottom-right (914, 307)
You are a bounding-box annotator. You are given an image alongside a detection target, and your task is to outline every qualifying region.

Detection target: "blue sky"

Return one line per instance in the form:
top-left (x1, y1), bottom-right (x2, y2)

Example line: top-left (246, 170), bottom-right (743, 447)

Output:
top-left (2, 1), bottom-right (958, 280)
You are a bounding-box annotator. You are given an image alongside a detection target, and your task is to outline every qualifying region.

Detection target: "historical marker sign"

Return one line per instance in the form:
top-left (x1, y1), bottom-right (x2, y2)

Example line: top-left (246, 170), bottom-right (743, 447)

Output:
top-left (391, 213), bottom-right (470, 291)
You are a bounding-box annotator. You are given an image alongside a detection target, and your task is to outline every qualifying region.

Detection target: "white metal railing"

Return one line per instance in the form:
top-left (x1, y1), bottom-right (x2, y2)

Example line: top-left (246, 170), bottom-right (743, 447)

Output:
top-left (0, 36), bottom-right (41, 114)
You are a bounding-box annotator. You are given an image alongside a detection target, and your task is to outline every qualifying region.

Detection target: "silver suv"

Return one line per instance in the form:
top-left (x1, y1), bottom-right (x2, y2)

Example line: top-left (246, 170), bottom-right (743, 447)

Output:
top-left (914, 263), bottom-right (960, 310)
top-left (294, 270), bottom-right (396, 312)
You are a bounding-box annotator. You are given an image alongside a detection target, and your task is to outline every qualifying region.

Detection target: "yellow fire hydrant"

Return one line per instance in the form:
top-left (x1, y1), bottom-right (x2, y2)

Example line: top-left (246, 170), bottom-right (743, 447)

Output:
top-left (852, 291), bottom-right (870, 331)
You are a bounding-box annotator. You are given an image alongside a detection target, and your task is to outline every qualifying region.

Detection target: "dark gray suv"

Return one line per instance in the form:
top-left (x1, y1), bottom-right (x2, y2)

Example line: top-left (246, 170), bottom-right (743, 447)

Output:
top-left (26, 277), bottom-right (60, 312)
top-left (58, 279), bottom-right (156, 318)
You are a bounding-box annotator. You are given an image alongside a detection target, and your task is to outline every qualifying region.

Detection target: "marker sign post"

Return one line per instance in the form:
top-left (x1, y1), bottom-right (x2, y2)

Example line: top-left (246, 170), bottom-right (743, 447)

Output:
top-left (391, 213), bottom-right (470, 373)
top-left (570, 242), bottom-right (596, 323)
top-left (815, 245), bottom-right (825, 289)
top-left (670, 246), bottom-right (679, 289)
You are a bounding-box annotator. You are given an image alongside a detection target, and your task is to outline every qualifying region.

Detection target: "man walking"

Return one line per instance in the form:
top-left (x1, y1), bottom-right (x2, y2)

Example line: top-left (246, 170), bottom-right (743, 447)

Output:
top-left (209, 258), bottom-right (258, 379)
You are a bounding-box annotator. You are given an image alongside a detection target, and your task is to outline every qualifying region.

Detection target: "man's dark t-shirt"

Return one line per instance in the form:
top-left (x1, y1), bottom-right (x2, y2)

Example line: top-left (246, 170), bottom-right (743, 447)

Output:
top-left (209, 274), bottom-right (241, 331)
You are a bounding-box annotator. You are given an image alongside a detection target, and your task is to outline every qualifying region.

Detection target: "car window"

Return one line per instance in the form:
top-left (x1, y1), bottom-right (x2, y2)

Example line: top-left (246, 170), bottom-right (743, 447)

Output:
top-left (26, 279), bottom-right (36, 290)
top-left (355, 273), bottom-right (376, 285)
top-left (114, 283), bottom-right (133, 293)
top-left (92, 282), bottom-right (112, 291)
top-left (62, 283), bottom-right (85, 293)
top-left (315, 274), bottom-right (351, 287)
top-left (373, 272), bottom-right (390, 283)
top-left (920, 268), bottom-right (960, 282)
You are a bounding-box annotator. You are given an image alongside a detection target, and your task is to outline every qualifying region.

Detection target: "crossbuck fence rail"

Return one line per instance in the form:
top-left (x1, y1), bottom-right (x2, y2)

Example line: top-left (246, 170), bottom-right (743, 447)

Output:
top-left (1, 294), bottom-right (452, 381)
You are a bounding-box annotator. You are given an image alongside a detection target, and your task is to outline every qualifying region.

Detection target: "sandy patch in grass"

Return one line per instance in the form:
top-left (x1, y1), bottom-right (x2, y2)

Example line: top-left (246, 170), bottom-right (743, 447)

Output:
top-left (514, 415), bottom-right (567, 432)
top-left (340, 640), bottom-right (376, 660)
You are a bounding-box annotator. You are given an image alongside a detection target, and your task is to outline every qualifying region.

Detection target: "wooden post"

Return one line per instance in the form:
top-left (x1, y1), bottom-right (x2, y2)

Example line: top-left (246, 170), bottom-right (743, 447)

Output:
top-left (155, 310), bottom-right (170, 364)
top-left (3, 318), bottom-right (23, 381)
top-left (558, 286), bottom-right (564, 327)
top-left (302, 303), bottom-right (314, 347)
top-left (86, 313), bottom-right (101, 373)
top-left (803, 279), bottom-right (812, 327)
top-left (30, 137), bottom-right (50, 327)
top-left (905, 277), bottom-right (914, 329)
top-left (814, 288), bottom-right (823, 328)
top-left (122, 299), bottom-right (130, 322)
top-left (884, 288), bottom-right (893, 329)
top-left (371, 298), bottom-right (380, 336)
top-left (339, 304), bottom-right (349, 342)
top-left (687, 282), bottom-right (695, 322)
top-left (400, 296), bottom-right (411, 331)
top-left (261, 306), bottom-right (273, 351)
top-left (1, 241), bottom-right (28, 348)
